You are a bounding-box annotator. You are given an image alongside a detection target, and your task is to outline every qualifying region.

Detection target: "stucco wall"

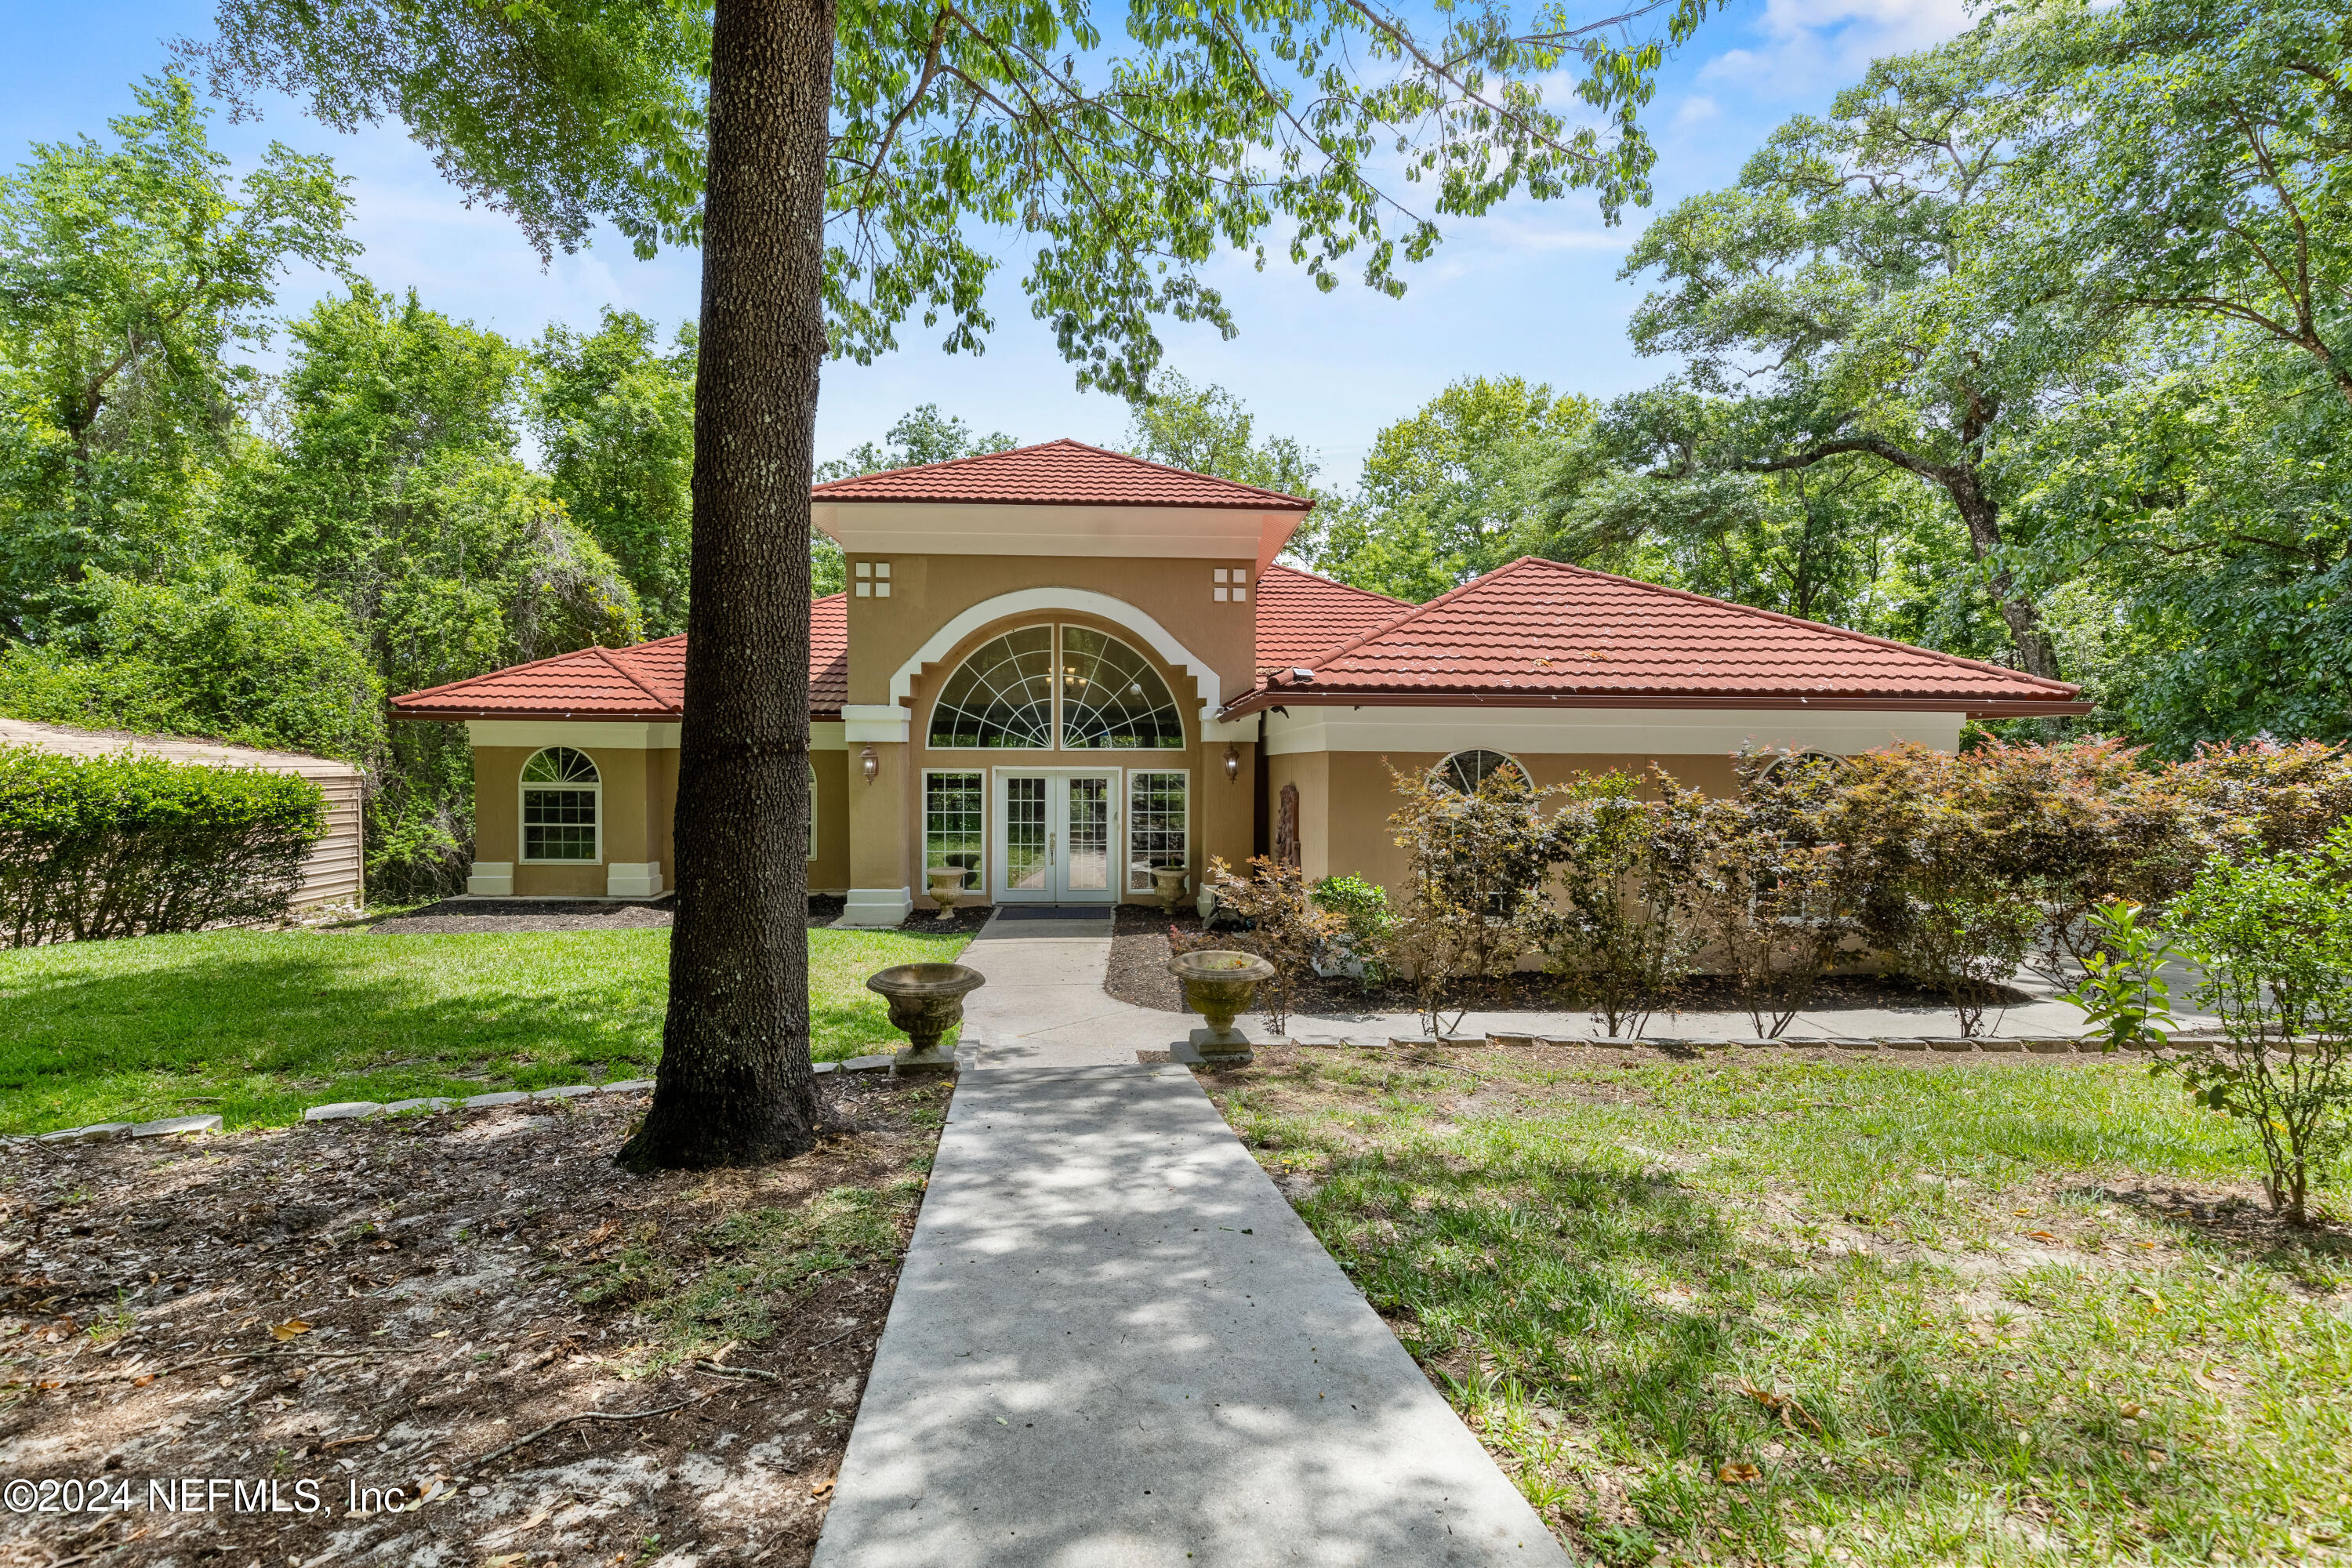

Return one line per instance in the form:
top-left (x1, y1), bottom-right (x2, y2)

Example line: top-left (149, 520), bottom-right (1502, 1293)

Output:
top-left (1277, 750), bottom-right (1747, 894)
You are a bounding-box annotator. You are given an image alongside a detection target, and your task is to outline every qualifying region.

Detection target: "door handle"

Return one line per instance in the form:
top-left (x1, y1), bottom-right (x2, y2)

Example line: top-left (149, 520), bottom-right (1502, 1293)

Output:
top-left (1048, 831), bottom-right (1056, 865)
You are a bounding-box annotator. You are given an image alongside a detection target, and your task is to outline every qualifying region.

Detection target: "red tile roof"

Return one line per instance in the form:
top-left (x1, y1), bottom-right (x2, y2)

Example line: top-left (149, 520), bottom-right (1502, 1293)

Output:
top-left (391, 596), bottom-right (848, 720)
top-left (1252, 564), bottom-right (1411, 677)
top-left (809, 439), bottom-right (1313, 510)
top-left (1232, 557), bottom-right (2086, 717)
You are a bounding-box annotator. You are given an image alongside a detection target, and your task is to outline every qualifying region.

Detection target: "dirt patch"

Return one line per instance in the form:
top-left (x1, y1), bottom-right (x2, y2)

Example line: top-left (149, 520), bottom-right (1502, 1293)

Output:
top-left (0, 1080), bottom-right (946, 1567)
top-left (1107, 908), bottom-right (2038, 1024)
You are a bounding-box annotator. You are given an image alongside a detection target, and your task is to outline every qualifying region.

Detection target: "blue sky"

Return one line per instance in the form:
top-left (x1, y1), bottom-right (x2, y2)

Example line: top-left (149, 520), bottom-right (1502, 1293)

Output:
top-left (5, 0), bottom-right (1968, 485)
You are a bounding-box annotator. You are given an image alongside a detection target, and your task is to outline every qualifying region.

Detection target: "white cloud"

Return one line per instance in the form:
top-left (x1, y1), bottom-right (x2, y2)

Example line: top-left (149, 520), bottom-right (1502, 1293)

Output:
top-left (1697, 0), bottom-right (1973, 100)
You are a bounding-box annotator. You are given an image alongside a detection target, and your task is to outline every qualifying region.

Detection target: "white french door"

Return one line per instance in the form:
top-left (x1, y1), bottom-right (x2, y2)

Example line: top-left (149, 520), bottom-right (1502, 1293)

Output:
top-left (993, 770), bottom-right (1120, 903)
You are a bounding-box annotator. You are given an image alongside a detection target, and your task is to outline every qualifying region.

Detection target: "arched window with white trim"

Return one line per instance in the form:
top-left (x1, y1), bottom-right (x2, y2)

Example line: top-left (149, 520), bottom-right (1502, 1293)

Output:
top-left (1060, 626), bottom-right (1183, 750)
top-left (928, 627), bottom-right (1055, 748)
top-left (520, 747), bottom-right (601, 862)
top-left (1432, 749), bottom-right (1528, 795)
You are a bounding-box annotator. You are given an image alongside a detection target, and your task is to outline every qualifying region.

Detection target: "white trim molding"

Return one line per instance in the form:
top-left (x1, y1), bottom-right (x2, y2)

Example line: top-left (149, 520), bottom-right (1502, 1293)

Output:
top-left (605, 862), bottom-right (664, 898)
top-left (887, 588), bottom-right (1229, 731)
top-left (466, 720), bottom-right (681, 750)
top-left (1259, 705), bottom-right (1965, 759)
top-left (840, 886), bottom-right (914, 927)
top-left (466, 861), bottom-right (514, 897)
top-left (841, 703), bottom-right (912, 745)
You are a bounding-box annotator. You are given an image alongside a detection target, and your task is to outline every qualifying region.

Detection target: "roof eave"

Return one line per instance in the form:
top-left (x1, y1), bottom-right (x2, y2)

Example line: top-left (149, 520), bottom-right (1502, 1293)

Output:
top-left (1219, 688), bottom-right (2094, 721)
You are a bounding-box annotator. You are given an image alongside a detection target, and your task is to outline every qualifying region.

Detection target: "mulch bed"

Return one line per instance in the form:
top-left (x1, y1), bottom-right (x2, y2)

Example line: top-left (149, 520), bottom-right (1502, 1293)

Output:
top-left (1106, 905), bottom-right (2035, 1022)
top-left (0, 1080), bottom-right (946, 1568)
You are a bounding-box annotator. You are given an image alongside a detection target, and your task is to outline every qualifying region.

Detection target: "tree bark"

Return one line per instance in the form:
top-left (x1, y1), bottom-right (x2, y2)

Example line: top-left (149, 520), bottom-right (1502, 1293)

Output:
top-left (619, 0), bottom-right (832, 1171)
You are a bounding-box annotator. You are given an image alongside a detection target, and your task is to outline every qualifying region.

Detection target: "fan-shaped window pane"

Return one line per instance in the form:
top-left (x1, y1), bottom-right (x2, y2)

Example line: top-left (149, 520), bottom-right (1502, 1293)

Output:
top-left (1060, 626), bottom-right (1183, 750)
top-left (1433, 749), bottom-right (1526, 794)
top-left (929, 627), bottom-right (1055, 748)
top-left (522, 746), bottom-right (599, 784)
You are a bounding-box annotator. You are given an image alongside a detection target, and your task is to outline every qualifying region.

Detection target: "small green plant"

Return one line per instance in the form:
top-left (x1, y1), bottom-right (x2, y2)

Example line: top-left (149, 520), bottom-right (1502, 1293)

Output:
top-left (1202, 856), bottom-right (1338, 1031)
top-left (1541, 770), bottom-right (1704, 1038)
top-left (2060, 899), bottom-right (2183, 1054)
top-left (1309, 873), bottom-right (1394, 986)
top-left (1377, 764), bottom-right (1549, 1036)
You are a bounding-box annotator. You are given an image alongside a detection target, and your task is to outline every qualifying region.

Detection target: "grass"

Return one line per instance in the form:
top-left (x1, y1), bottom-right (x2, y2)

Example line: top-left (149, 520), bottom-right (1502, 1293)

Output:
top-left (1210, 1047), bottom-right (2352, 1566)
top-left (0, 925), bottom-right (968, 1134)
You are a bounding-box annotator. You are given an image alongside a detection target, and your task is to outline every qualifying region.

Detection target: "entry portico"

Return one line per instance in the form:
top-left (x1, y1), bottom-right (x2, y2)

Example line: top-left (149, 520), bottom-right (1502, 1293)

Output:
top-left (390, 440), bottom-right (2089, 920)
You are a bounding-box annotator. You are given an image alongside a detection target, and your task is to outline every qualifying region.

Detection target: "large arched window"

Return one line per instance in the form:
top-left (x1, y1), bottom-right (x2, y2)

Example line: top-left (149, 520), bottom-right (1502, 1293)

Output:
top-left (927, 625), bottom-right (1186, 750)
top-left (1060, 627), bottom-right (1183, 750)
top-left (520, 746), bottom-right (600, 862)
top-left (1432, 749), bottom-right (1528, 795)
top-left (928, 627), bottom-right (1056, 748)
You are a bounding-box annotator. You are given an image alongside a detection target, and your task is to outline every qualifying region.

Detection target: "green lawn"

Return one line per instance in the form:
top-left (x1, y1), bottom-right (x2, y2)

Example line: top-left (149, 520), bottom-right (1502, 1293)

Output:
top-left (0, 925), bottom-right (968, 1134)
top-left (1211, 1047), bottom-right (2352, 1567)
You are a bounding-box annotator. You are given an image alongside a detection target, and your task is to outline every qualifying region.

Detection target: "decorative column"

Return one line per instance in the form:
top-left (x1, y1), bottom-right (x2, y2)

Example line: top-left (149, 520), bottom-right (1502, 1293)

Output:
top-left (840, 702), bottom-right (913, 925)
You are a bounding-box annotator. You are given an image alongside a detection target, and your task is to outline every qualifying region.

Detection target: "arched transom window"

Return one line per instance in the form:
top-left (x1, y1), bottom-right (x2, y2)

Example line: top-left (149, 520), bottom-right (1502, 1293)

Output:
top-left (927, 625), bottom-right (1184, 750)
top-left (520, 746), bottom-right (600, 861)
top-left (928, 627), bottom-right (1057, 748)
top-left (1432, 749), bottom-right (1528, 795)
top-left (1060, 626), bottom-right (1183, 750)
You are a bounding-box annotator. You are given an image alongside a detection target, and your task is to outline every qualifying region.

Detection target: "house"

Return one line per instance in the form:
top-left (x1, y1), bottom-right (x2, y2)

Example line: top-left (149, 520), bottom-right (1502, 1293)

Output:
top-left (390, 441), bottom-right (2087, 920)
top-left (0, 716), bottom-right (365, 909)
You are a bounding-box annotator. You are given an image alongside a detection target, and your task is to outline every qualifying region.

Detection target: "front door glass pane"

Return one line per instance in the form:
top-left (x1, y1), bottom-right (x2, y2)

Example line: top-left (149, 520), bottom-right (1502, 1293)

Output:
top-left (1065, 776), bottom-right (1110, 892)
top-left (1005, 777), bottom-right (1048, 891)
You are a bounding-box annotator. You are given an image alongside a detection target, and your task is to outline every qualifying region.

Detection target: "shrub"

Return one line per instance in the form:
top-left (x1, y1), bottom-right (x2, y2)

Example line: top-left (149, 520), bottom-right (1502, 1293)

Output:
top-left (1200, 855), bottom-right (1338, 1032)
top-left (1377, 764), bottom-right (1551, 1036)
top-left (2159, 826), bottom-right (2352, 1225)
top-left (1541, 770), bottom-right (1707, 1038)
top-left (1690, 762), bottom-right (1857, 1038)
top-left (0, 745), bottom-right (328, 946)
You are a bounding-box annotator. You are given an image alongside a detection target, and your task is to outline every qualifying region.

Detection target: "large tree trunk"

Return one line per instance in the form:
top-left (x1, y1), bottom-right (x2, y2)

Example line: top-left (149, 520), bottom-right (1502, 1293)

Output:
top-left (1945, 468), bottom-right (2061, 684)
top-left (619, 0), bottom-right (833, 1171)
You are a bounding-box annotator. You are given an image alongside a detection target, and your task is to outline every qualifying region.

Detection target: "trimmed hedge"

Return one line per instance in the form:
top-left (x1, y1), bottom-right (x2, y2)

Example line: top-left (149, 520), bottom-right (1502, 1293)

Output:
top-left (0, 746), bottom-right (328, 947)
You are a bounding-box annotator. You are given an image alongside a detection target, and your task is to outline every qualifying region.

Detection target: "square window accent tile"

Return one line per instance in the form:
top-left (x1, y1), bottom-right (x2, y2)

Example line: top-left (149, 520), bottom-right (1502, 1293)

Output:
top-left (1213, 586), bottom-right (1229, 602)
top-left (855, 561), bottom-right (873, 577)
top-left (1214, 568), bottom-right (1229, 583)
top-left (875, 582), bottom-right (891, 597)
top-left (855, 582), bottom-right (871, 597)
top-left (875, 561), bottom-right (891, 579)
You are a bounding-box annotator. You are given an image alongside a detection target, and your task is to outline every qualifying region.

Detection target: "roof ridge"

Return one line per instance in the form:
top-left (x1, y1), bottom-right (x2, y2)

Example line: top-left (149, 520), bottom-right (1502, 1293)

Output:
top-left (588, 644), bottom-right (680, 713)
top-left (1486, 557), bottom-right (2081, 695)
top-left (808, 437), bottom-right (1315, 509)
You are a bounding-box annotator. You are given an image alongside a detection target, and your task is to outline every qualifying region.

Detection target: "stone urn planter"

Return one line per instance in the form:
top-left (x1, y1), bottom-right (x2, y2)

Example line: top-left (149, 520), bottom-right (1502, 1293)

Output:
top-left (866, 962), bottom-right (986, 1073)
top-left (1166, 949), bottom-right (1276, 1064)
top-left (927, 867), bottom-right (969, 921)
top-left (1149, 866), bottom-right (1189, 916)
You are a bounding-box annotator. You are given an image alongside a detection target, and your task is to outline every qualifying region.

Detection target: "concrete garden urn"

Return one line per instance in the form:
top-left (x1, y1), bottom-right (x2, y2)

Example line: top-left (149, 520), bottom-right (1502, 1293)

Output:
top-left (1150, 866), bottom-right (1189, 916)
top-left (927, 867), bottom-right (968, 920)
top-left (1166, 949), bottom-right (1276, 1064)
top-left (866, 962), bottom-right (985, 1073)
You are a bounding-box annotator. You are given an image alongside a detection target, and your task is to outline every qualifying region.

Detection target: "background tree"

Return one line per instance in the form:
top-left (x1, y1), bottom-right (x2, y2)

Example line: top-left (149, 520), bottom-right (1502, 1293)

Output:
top-left (1310, 376), bottom-right (1592, 600)
top-left (1617, 28), bottom-right (2101, 679)
top-left (532, 310), bottom-right (699, 637)
top-left (2007, 0), bottom-right (2352, 409)
top-left (191, 0), bottom-right (1728, 1167)
top-left (1121, 370), bottom-right (1325, 500)
top-left (811, 403), bottom-right (1016, 593)
top-left (0, 74), bottom-right (354, 637)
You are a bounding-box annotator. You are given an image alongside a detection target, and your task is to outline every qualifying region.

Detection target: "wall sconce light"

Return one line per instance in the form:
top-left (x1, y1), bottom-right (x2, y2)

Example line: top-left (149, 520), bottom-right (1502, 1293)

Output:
top-left (859, 744), bottom-right (880, 783)
top-left (1222, 742), bottom-right (1240, 782)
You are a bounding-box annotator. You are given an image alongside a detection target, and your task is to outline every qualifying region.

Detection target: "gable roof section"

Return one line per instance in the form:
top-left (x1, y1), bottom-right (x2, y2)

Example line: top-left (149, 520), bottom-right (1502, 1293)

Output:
top-left (809, 439), bottom-right (1314, 510)
top-left (1252, 564), bottom-right (1412, 677)
top-left (391, 595), bottom-right (850, 721)
top-left (1232, 557), bottom-right (2087, 718)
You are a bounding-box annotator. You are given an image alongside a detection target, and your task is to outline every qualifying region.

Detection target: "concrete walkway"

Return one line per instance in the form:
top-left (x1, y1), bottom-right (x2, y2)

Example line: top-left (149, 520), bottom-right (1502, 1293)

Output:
top-left (952, 909), bottom-right (1190, 1069)
top-left (811, 1063), bottom-right (1568, 1566)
